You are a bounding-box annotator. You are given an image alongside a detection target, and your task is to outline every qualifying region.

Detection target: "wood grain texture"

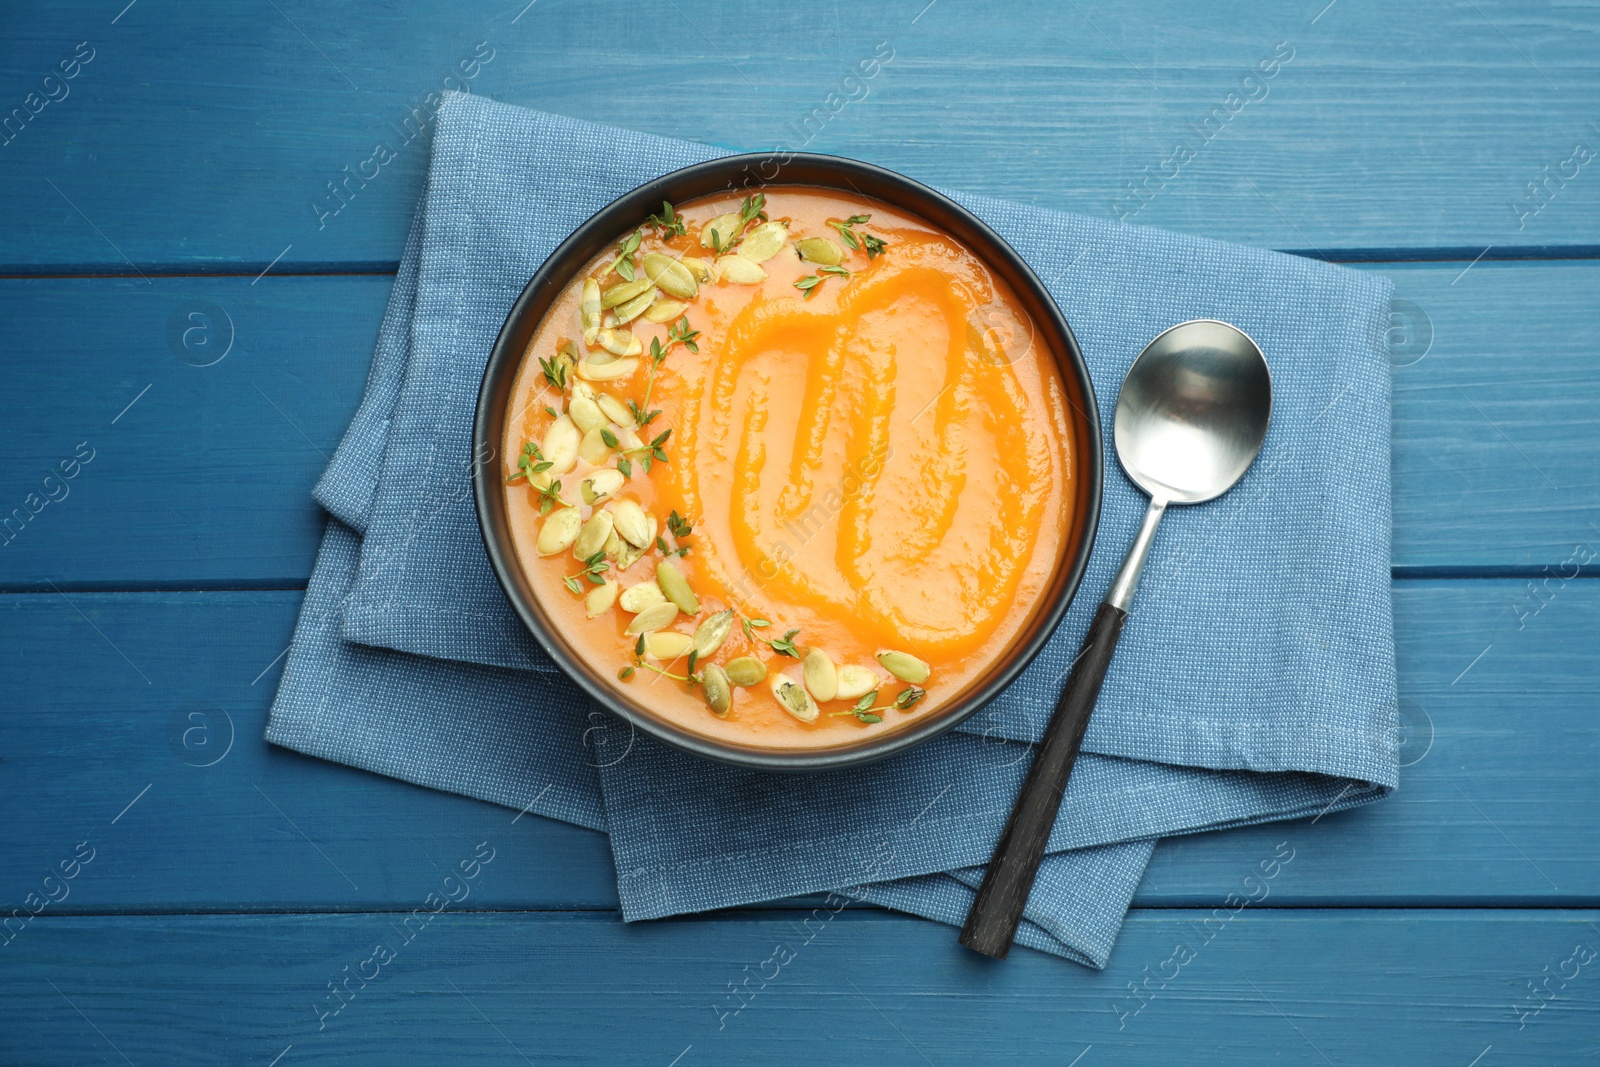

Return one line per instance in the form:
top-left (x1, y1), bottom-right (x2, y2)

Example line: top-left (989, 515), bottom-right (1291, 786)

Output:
top-left (1, 0), bottom-right (1597, 271)
top-left (0, 262), bottom-right (1596, 588)
top-left (1, 580), bottom-right (1593, 914)
top-left (2, 910), bottom-right (1596, 1065)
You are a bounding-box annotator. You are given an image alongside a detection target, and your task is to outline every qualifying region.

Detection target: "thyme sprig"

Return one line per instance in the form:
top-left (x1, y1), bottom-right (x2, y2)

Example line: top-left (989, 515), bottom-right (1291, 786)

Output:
top-left (829, 685), bottom-right (925, 723)
top-left (539, 352), bottom-right (571, 393)
top-left (645, 200), bottom-right (687, 239)
top-left (707, 194), bottom-right (768, 254)
top-left (829, 214), bottom-right (888, 259)
top-left (767, 628), bottom-right (801, 658)
top-left (562, 550), bottom-right (610, 594)
top-left (830, 690), bottom-right (885, 724)
top-left (794, 264), bottom-right (850, 299)
top-left (613, 229), bottom-right (644, 281)
top-left (635, 315), bottom-right (700, 432)
top-left (506, 440), bottom-right (553, 486)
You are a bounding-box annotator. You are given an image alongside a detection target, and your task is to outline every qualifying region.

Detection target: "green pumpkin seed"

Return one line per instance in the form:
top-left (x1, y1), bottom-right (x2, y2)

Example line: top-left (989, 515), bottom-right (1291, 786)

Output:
top-left (601, 276), bottom-right (652, 309)
top-left (643, 298), bottom-right (689, 323)
top-left (625, 601), bottom-right (679, 635)
top-left (653, 559), bottom-right (700, 614)
top-left (572, 509), bottom-right (614, 560)
top-left (691, 609), bottom-right (736, 658)
top-left (642, 253), bottom-right (698, 300)
top-left (724, 656), bottom-right (767, 687)
top-left (613, 287), bottom-right (657, 324)
top-left (701, 664), bottom-right (732, 716)
top-left (795, 237), bottom-right (845, 266)
top-left (876, 649), bottom-right (931, 684)
top-left (738, 220), bottom-right (788, 262)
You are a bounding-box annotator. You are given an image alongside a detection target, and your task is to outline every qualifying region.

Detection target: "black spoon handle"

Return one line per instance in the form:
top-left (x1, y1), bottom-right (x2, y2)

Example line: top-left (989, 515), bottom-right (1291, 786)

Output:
top-left (959, 601), bottom-right (1128, 959)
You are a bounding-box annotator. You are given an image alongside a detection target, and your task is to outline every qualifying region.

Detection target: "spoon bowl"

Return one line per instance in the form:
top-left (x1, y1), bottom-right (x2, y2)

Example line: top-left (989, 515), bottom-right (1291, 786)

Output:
top-left (1115, 320), bottom-right (1272, 505)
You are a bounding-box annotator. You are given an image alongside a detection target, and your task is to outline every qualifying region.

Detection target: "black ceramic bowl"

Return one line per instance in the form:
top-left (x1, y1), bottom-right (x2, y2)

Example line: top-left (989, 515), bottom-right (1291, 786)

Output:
top-left (474, 153), bottom-right (1101, 771)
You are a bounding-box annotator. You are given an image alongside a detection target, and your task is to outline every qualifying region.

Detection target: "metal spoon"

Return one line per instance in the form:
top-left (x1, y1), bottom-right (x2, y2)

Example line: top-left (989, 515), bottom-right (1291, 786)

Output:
top-left (960, 319), bottom-right (1273, 959)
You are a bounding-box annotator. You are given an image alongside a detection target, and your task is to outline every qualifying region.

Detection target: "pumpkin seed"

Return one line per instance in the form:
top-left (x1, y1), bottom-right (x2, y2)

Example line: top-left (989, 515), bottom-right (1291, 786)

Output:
top-left (613, 540), bottom-right (646, 571)
top-left (715, 254), bottom-right (767, 285)
top-left (802, 649), bottom-right (838, 702)
top-left (595, 392), bottom-right (632, 426)
top-left (595, 328), bottom-right (642, 358)
top-left (579, 426), bottom-right (612, 466)
top-left (576, 356), bottom-right (639, 382)
top-left (653, 559), bottom-right (700, 614)
top-left (643, 298), bottom-right (689, 323)
top-left (618, 580), bottom-right (667, 614)
top-left (834, 665), bottom-right (879, 700)
top-left (580, 279), bottom-right (601, 343)
top-left (642, 253), bottom-right (698, 300)
top-left (541, 416), bottom-right (579, 475)
top-left (738, 220), bottom-right (788, 262)
top-left (700, 211), bottom-right (742, 251)
top-left (572, 509), bottom-right (614, 561)
top-left (535, 508), bottom-right (581, 556)
top-left (771, 675), bottom-right (818, 722)
top-left (644, 630), bottom-right (694, 661)
top-left (567, 395), bottom-right (606, 434)
top-left (613, 287), bottom-right (656, 324)
top-left (724, 656), bottom-right (767, 687)
top-left (691, 609), bottom-right (736, 658)
top-left (601, 276), bottom-right (652, 309)
top-left (626, 601), bottom-right (680, 635)
top-left (584, 579), bottom-right (618, 618)
top-left (680, 256), bottom-right (712, 281)
top-left (614, 426), bottom-right (644, 452)
top-left (701, 664), bottom-right (732, 715)
top-left (611, 500), bottom-right (652, 549)
top-left (556, 339), bottom-right (581, 378)
top-left (580, 468), bottom-right (625, 505)
top-left (795, 237), bottom-right (845, 266)
top-left (876, 649), bottom-right (931, 684)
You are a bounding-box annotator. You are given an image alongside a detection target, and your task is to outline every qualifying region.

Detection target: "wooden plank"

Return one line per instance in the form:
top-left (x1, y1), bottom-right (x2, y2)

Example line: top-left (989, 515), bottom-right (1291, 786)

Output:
top-left (2, 910), bottom-right (1595, 1064)
top-left (2, 261), bottom-right (1597, 589)
top-left (1388, 261), bottom-right (1600, 573)
top-left (2, 579), bottom-right (1594, 915)
top-left (0, 275), bottom-right (384, 589)
top-left (2, 0), bottom-right (1598, 271)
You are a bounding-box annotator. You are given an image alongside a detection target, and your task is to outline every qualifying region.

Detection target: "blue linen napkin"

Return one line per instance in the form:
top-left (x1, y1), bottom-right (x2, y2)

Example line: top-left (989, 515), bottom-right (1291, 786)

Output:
top-left (267, 93), bottom-right (1397, 967)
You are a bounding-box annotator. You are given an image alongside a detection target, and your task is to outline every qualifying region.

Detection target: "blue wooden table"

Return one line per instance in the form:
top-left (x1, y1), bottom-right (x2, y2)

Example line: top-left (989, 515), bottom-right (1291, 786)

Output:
top-left (3, 1), bottom-right (1597, 1062)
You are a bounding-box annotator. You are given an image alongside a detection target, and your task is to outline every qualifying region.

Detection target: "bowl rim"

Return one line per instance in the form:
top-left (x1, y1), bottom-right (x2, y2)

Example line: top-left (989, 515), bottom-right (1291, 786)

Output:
top-left (473, 152), bottom-right (1102, 771)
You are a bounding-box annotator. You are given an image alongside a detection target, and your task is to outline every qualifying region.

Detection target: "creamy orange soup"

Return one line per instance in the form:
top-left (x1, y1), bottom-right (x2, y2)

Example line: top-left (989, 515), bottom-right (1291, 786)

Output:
top-left (503, 187), bottom-right (1076, 749)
